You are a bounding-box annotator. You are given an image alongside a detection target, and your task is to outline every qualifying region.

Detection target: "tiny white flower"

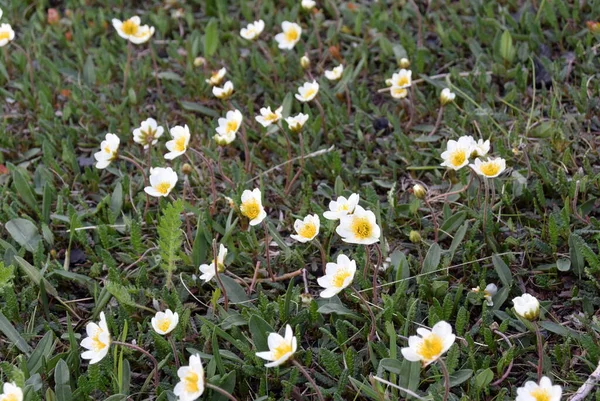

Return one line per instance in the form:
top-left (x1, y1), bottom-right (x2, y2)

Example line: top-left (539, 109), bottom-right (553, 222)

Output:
top-left (515, 376), bottom-right (562, 401)
top-left (151, 309), bottom-right (179, 335)
top-left (205, 67), bottom-right (226, 86)
top-left (323, 193), bottom-right (360, 220)
top-left (240, 188), bottom-right (267, 226)
top-left (472, 284), bottom-right (498, 306)
top-left (285, 113), bottom-right (309, 133)
top-left (212, 80), bottom-right (234, 99)
top-left (240, 20), bottom-right (265, 40)
top-left (335, 205), bottom-right (381, 245)
top-left (295, 80), bottom-right (319, 102)
top-left (302, 0), bottom-right (317, 10)
top-left (164, 125), bottom-right (191, 160)
top-left (0, 382), bottom-right (23, 401)
top-left (144, 167), bottom-right (178, 198)
top-left (133, 118), bottom-right (164, 149)
top-left (401, 321), bottom-right (456, 367)
top-left (255, 324), bottom-right (297, 367)
top-left (215, 110), bottom-right (243, 142)
top-left (255, 106), bottom-right (283, 127)
top-left (0, 23), bottom-right (15, 47)
top-left (389, 69), bottom-right (412, 99)
top-left (198, 244), bottom-right (228, 282)
top-left (291, 214), bottom-right (320, 243)
top-left (512, 293), bottom-right (540, 320)
top-left (274, 21), bottom-right (302, 50)
top-left (81, 312), bottom-right (111, 364)
top-left (440, 136), bottom-right (473, 171)
top-left (324, 64), bottom-right (344, 81)
top-left (465, 136), bottom-right (490, 157)
top-left (317, 254), bottom-right (356, 298)
top-left (174, 354), bottom-right (205, 401)
top-left (469, 157), bottom-right (507, 178)
top-left (94, 133), bottom-right (120, 169)
top-left (112, 16), bottom-right (155, 44)
top-left (440, 88), bottom-right (456, 105)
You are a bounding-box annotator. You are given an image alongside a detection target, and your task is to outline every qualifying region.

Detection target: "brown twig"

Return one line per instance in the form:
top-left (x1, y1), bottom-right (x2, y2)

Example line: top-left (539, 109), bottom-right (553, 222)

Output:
top-left (291, 359), bottom-right (325, 401)
top-left (236, 268), bottom-right (303, 285)
top-left (248, 261), bottom-right (261, 295)
top-left (534, 322), bottom-right (544, 382)
top-left (568, 359), bottom-right (600, 401)
top-left (352, 287), bottom-right (377, 341)
top-left (112, 341), bottom-right (160, 390)
top-left (429, 106), bottom-right (445, 137)
top-left (491, 329), bottom-right (515, 386)
top-left (438, 358), bottom-right (450, 401)
top-left (206, 383), bottom-right (239, 401)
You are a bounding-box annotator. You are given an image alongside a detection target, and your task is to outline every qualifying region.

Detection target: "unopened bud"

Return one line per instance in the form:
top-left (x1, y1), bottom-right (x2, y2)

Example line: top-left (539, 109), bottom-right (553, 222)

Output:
top-left (587, 21), bottom-right (600, 34)
top-left (399, 58), bottom-right (410, 69)
top-left (182, 163), bottom-right (193, 175)
top-left (439, 88), bottom-right (456, 106)
top-left (194, 57), bottom-right (206, 67)
top-left (409, 230), bottom-right (422, 243)
top-left (300, 55), bottom-right (310, 69)
top-left (300, 292), bottom-right (314, 306)
top-left (412, 184), bottom-right (426, 199)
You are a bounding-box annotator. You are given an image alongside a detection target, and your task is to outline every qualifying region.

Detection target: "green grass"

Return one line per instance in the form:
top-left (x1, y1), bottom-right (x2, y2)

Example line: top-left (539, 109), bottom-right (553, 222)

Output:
top-left (1, 0), bottom-right (600, 400)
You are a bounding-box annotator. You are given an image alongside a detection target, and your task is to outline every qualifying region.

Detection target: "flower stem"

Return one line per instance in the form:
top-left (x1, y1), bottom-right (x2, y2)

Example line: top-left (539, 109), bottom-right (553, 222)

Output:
top-left (429, 105), bottom-right (445, 137)
top-left (213, 238), bottom-right (229, 311)
top-left (352, 287), bottom-right (376, 341)
top-left (119, 154), bottom-right (149, 218)
top-left (206, 383), bottom-right (239, 401)
top-left (373, 244), bottom-right (383, 305)
top-left (313, 240), bottom-right (327, 275)
top-left (285, 132), bottom-right (305, 196)
top-left (112, 341), bottom-right (159, 389)
top-left (291, 359), bottom-right (325, 401)
top-left (314, 99), bottom-right (328, 139)
top-left (438, 358), bottom-right (450, 401)
top-left (217, 147), bottom-right (235, 188)
top-left (534, 322), bottom-right (544, 382)
top-left (483, 178), bottom-right (490, 237)
top-left (279, 123), bottom-right (294, 191)
top-left (424, 196), bottom-right (439, 243)
top-left (167, 335), bottom-right (180, 368)
top-left (263, 222), bottom-right (275, 281)
top-left (188, 150), bottom-right (217, 215)
top-left (150, 42), bottom-right (162, 98)
top-left (239, 123), bottom-right (252, 173)
top-left (123, 41), bottom-right (132, 92)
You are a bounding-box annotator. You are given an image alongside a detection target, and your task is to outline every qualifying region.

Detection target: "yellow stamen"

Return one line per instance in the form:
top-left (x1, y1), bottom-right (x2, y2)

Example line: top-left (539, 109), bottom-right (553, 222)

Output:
top-left (338, 204), bottom-right (349, 211)
top-left (332, 269), bottom-right (351, 288)
top-left (298, 222), bottom-right (317, 239)
top-left (395, 76), bottom-right (410, 87)
top-left (155, 182), bottom-right (172, 195)
top-left (4, 395), bottom-right (19, 401)
top-left (184, 372), bottom-right (200, 393)
top-left (351, 217), bottom-right (372, 240)
top-left (530, 389), bottom-right (551, 401)
top-left (0, 31), bottom-right (10, 41)
top-left (121, 19), bottom-right (139, 36)
top-left (449, 150), bottom-right (466, 167)
top-left (92, 331), bottom-right (107, 352)
top-left (392, 87), bottom-right (407, 97)
top-left (241, 199), bottom-right (261, 220)
top-left (285, 28), bottom-right (299, 42)
top-left (157, 318), bottom-right (171, 333)
top-left (479, 162), bottom-right (500, 177)
top-left (417, 334), bottom-right (444, 361)
top-left (226, 120), bottom-right (238, 133)
top-left (104, 146), bottom-right (112, 153)
top-left (174, 136), bottom-right (187, 152)
top-left (272, 342), bottom-right (292, 361)
top-left (303, 88), bottom-right (316, 99)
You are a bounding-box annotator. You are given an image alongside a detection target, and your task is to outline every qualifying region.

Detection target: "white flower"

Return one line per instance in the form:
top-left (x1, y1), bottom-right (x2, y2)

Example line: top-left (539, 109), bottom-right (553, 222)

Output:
top-left (440, 136), bottom-right (473, 171)
top-left (317, 254), bottom-right (356, 298)
top-left (255, 106), bottom-right (283, 127)
top-left (302, 0), bottom-right (317, 10)
top-left (467, 136), bottom-right (490, 157)
top-left (0, 23), bottom-right (15, 47)
top-left (473, 284), bottom-right (498, 306)
top-left (295, 80), bottom-right (319, 102)
top-left (144, 167), bottom-right (178, 197)
top-left (112, 16), bottom-right (155, 44)
top-left (133, 118), bottom-right (164, 149)
top-left (324, 65), bottom-right (344, 81)
top-left (470, 157), bottom-right (507, 178)
top-left (199, 244), bottom-right (228, 282)
top-left (274, 21), bottom-right (302, 50)
top-left (440, 88), bottom-right (456, 105)
top-left (216, 110), bottom-right (243, 142)
top-left (285, 113), bottom-right (309, 132)
top-left (212, 80), bottom-right (234, 99)
top-left (512, 293), bottom-right (540, 320)
top-left (151, 309), bottom-right (179, 335)
top-left (174, 354), bottom-right (205, 401)
top-left (401, 321), bottom-right (456, 367)
top-left (205, 67), bottom-right (226, 86)
top-left (516, 376), bottom-right (562, 401)
top-left (0, 382), bottom-right (23, 401)
top-left (81, 312), bottom-right (111, 364)
top-left (389, 69), bottom-right (412, 99)
top-left (240, 188), bottom-right (267, 226)
top-left (336, 205), bottom-right (380, 245)
top-left (323, 193), bottom-right (359, 220)
top-left (300, 55), bottom-right (310, 69)
top-left (291, 214), bottom-right (320, 243)
top-left (164, 125), bottom-right (190, 160)
top-left (255, 324), bottom-right (297, 367)
top-left (94, 133), bottom-right (120, 169)
top-left (240, 20), bottom-right (265, 40)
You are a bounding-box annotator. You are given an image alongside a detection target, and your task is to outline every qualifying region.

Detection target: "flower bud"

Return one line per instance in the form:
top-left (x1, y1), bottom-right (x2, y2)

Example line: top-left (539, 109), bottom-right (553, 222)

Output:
top-left (193, 57), bottom-right (206, 67)
top-left (399, 58), bottom-right (410, 69)
top-left (300, 55), bottom-right (310, 69)
top-left (300, 292), bottom-right (314, 306)
top-left (512, 293), bottom-right (540, 321)
top-left (587, 21), bottom-right (600, 34)
top-left (182, 163), bottom-right (193, 175)
top-left (409, 230), bottom-right (422, 243)
top-left (440, 88), bottom-right (456, 106)
top-left (412, 184), bottom-right (426, 199)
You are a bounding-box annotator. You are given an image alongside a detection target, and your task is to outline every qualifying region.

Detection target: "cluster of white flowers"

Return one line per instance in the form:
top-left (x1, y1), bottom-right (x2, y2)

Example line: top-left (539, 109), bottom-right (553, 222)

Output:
top-left (440, 135), bottom-right (506, 178)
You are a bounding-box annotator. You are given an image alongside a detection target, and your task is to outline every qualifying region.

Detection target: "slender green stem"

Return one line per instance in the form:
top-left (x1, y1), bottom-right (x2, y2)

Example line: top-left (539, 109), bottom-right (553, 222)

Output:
top-left (263, 221), bottom-right (275, 281)
top-left (424, 196), bottom-right (439, 242)
top-left (285, 132), bottom-right (305, 196)
top-left (279, 123), bottom-right (294, 190)
top-left (313, 240), bottom-right (328, 274)
top-left (483, 178), bottom-right (490, 236)
top-left (438, 358), bottom-right (450, 401)
top-left (291, 359), bottom-right (325, 401)
top-left (112, 341), bottom-right (159, 389)
top-left (206, 383), bottom-right (239, 401)
top-left (352, 286), bottom-right (376, 341)
top-left (534, 322), bottom-right (544, 382)
top-left (314, 99), bottom-right (327, 139)
top-left (373, 244), bottom-right (383, 305)
top-left (167, 335), bottom-right (180, 368)
top-left (123, 41), bottom-right (132, 92)
top-left (119, 154), bottom-right (149, 218)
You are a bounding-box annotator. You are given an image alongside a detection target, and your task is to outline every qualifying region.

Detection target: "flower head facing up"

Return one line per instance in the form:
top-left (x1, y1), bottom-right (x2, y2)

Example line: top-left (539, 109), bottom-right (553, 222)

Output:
top-left (212, 80), bottom-right (234, 99)
top-left (81, 312), bottom-right (111, 364)
top-left (470, 157), bottom-right (506, 178)
top-left (516, 376), bottom-right (562, 401)
top-left (144, 167), bottom-right (178, 198)
top-left (164, 125), bottom-right (190, 160)
top-left (240, 20), bottom-right (265, 40)
top-left (401, 321), bottom-right (456, 367)
top-left (440, 88), bottom-right (456, 105)
top-left (317, 254), bottom-right (356, 298)
top-left (336, 205), bottom-right (380, 245)
top-left (0, 23), bottom-right (15, 47)
top-left (513, 293), bottom-right (540, 320)
top-left (199, 244), bottom-right (228, 282)
top-left (94, 133), bottom-right (120, 169)
top-left (255, 106), bottom-right (283, 127)
top-left (325, 64), bottom-right (344, 81)
top-left (302, 0), bottom-right (317, 10)
top-left (206, 67), bottom-right (226, 86)
top-left (472, 283), bottom-right (498, 306)
top-left (133, 118), bottom-right (164, 149)
top-left (112, 16), bottom-right (155, 44)
top-left (0, 382), bottom-right (23, 401)
top-left (151, 309), bottom-right (179, 335)
top-left (275, 21), bottom-right (302, 50)
top-left (216, 109), bottom-right (243, 143)
top-left (323, 193), bottom-right (359, 220)
top-left (255, 324), bottom-right (297, 367)
top-left (389, 69), bottom-right (412, 99)
top-left (240, 188), bottom-right (267, 226)
top-left (440, 136), bottom-right (473, 171)
top-left (291, 214), bottom-right (320, 243)
top-left (295, 81), bottom-right (319, 102)
top-left (285, 113), bottom-right (309, 133)
top-left (174, 354), bottom-right (205, 401)
top-left (467, 136), bottom-right (490, 157)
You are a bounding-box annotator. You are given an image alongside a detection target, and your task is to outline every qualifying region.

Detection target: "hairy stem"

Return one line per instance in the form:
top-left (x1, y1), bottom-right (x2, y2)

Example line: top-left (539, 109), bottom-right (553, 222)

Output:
top-left (112, 341), bottom-right (159, 389)
top-left (291, 359), bottom-right (325, 401)
top-left (206, 383), bottom-right (239, 401)
top-left (438, 358), bottom-right (450, 401)
top-left (352, 286), bottom-right (376, 341)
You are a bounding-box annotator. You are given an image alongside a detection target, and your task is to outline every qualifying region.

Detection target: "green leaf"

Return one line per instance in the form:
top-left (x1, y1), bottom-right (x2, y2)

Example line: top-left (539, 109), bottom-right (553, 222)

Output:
top-left (28, 331), bottom-right (55, 374)
top-left (204, 19), bottom-right (219, 57)
top-left (0, 311), bottom-right (33, 355)
top-left (448, 222), bottom-right (468, 259)
top-left (14, 256), bottom-right (59, 297)
top-left (492, 254), bottom-right (513, 287)
top-left (499, 30), bottom-right (515, 63)
top-left (180, 101), bottom-right (220, 117)
top-left (158, 200), bottom-right (184, 286)
top-left (54, 360), bottom-right (72, 401)
top-left (422, 243), bottom-right (441, 274)
top-left (379, 358), bottom-right (403, 374)
top-left (556, 258), bottom-right (571, 272)
top-left (249, 315), bottom-right (274, 351)
top-left (539, 321), bottom-right (581, 339)
top-left (5, 218), bottom-right (41, 252)
top-left (83, 54), bottom-right (96, 86)
top-left (217, 275), bottom-right (250, 304)
top-left (110, 183), bottom-right (123, 217)
top-left (8, 164), bottom-right (38, 213)
top-left (474, 368), bottom-right (493, 389)
top-left (449, 369), bottom-right (473, 387)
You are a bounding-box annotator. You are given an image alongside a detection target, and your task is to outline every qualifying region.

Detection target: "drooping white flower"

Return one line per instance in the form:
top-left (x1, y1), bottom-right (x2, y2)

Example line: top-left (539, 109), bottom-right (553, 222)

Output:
top-left (472, 284), bottom-right (498, 306)
top-left (164, 125), bottom-right (190, 160)
top-left (255, 324), bottom-right (297, 367)
top-left (133, 118), bottom-right (164, 149)
top-left (295, 80), bottom-right (319, 102)
top-left (317, 254), bottom-right (356, 298)
top-left (401, 321), bottom-right (456, 367)
top-left (198, 244), bottom-right (228, 282)
top-left (151, 309), bottom-right (179, 335)
top-left (94, 133), bottom-right (120, 169)
top-left (470, 157), bottom-right (507, 178)
top-left (335, 205), bottom-right (380, 245)
top-left (240, 188), bottom-right (267, 226)
top-left (173, 354), bottom-right (205, 401)
top-left (274, 21), bottom-right (302, 50)
top-left (0, 23), bottom-right (15, 47)
top-left (144, 167), bottom-right (178, 197)
top-left (212, 80), bottom-right (234, 99)
top-left (325, 65), bottom-right (344, 81)
top-left (240, 20), bottom-right (265, 40)
top-left (112, 16), bottom-right (155, 44)
top-left (512, 293), bottom-right (540, 320)
top-left (215, 110), bottom-right (243, 142)
top-left (0, 382), bottom-right (23, 401)
top-left (440, 88), bottom-right (456, 105)
top-left (205, 67), bottom-right (226, 86)
top-left (323, 193), bottom-right (360, 221)
top-left (291, 214), bottom-right (320, 243)
top-left (255, 106), bottom-right (283, 127)
top-left (466, 136), bottom-right (490, 157)
top-left (285, 113), bottom-right (309, 133)
top-left (440, 136), bottom-right (473, 171)
top-left (515, 376), bottom-right (562, 401)
top-left (81, 312), bottom-right (111, 364)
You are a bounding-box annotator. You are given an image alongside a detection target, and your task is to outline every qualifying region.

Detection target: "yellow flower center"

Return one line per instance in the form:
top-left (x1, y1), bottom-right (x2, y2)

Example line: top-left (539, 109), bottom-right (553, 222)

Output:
top-left (121, 19), bottom-right (139, 36)
top-left (4, 395), bottom-right (19, 401)
top-left (104, 146), bottom-right (112, 153)
top-left (272, 342), bottom-right (293, 361)
top-left (338, 204), bottom-right (349, 211)
top-left (392, 87), bottom-right (407, 97)
top-left (265, 112), bottom-right (278, 122)
top-left (303, 88), bottom-right (316, 99)
top-left (157, 318), bottom-right (172, 333)
top-left (226, 120), bottom-right (238, 133)
top-left (449, 150), bottom-right (467, 167)
top-left (298, 222), bottom-right (317, 239)
top-left (479, 162), bottom-right (501, 177)
top-left (285, 28), bottom-right (299, 42)
top-left (0, 31), bottom-right (10, 41)
top-left (155, 181), bottom-right (172, 195)
top-left (417, 334), bottom-right (444, 361)
top-left (241, 199), bottom-right (261, 220)
top-left (351, 217), bottom-right (372, 240)
top-left (184, 371), bottom-right (200, 393)
top-left (174, 136), bottom-right (187, 152)
top-left (530, 389), bottom-right (551, 401)
top-left (395, 76), bottom-right (410, 87)
top-left (92, 330), bottom-right (108, 352)
top-left (332, 269), bottom-right (351, 288)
